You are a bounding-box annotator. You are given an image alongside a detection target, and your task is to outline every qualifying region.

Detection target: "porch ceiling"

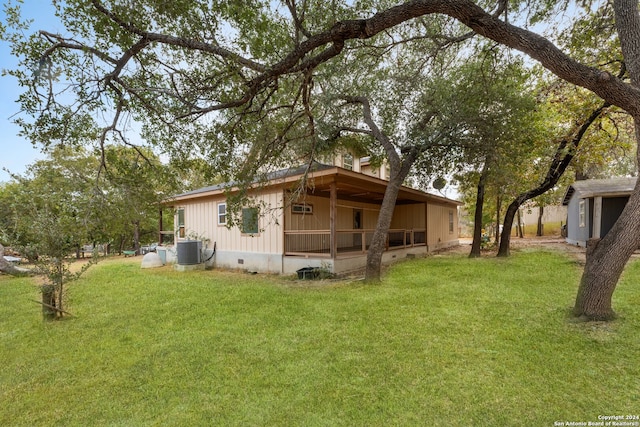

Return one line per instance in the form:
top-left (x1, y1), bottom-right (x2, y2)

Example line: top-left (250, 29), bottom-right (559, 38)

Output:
top-left (302, 169), bottom-right (452, 206)
top-left (307, 179), bottom-right (398, 204)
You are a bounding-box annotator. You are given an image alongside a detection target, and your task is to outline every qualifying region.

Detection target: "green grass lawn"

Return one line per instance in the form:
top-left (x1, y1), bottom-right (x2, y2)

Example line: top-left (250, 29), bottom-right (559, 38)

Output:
top-left (2, 251), bottom-right (639, 426)
top-left (522, 221), bottom-right (563, 237)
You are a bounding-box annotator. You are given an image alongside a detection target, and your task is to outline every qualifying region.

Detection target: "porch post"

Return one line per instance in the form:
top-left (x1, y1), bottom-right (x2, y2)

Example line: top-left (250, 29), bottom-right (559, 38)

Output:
top-left (158, 208), bottom-right (163, 245)
top-left (330, 181), bottom-right (337, 258)
top-left (424, 202), bottom-right (429, 252)
top-left (593, 196), bottom-right (602, 238)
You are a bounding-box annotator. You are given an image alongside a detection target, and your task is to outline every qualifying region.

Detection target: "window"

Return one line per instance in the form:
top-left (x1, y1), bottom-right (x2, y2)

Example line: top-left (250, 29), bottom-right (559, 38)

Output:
top-left (579, 200), bottom-right (586, 228)
top-left (292, 203), bottom-right (313, 214)
top-left (449, 211), bottom-right (454, 234)
top-left (177, 208), bottom-right (185, 238)
top-left (343, 153), bottom-right (353, 170)
top-left (218, 203), bottom-right (227, 225)
top-left (241, 207), bottom-right (259, 234)
top-left (353, 209), bottom-right (363, 230)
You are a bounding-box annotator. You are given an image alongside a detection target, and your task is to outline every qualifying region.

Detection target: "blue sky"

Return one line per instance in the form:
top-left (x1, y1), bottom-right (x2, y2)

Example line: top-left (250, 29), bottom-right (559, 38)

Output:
top-left (0, 1), bottom-right (63, 183)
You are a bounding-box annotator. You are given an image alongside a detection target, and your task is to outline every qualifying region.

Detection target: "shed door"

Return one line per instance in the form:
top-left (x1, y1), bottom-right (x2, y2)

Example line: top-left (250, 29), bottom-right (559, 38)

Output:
top-left (601, 197), bottom-right (629, 238)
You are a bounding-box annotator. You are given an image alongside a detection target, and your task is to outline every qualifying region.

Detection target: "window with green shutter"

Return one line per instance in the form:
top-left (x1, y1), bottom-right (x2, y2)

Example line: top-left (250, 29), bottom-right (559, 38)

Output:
top-left (241, 207), bottom-right (259, 234)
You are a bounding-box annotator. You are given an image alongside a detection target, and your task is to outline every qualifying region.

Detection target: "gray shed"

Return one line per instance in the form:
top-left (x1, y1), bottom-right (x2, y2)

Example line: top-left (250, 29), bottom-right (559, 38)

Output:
top-left (562, 177), bottom-right (637, 246)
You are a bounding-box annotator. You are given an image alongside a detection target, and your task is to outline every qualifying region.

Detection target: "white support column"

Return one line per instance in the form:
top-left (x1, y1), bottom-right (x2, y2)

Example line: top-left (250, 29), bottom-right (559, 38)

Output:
top-left (593, 196), bottom-right (602, 238)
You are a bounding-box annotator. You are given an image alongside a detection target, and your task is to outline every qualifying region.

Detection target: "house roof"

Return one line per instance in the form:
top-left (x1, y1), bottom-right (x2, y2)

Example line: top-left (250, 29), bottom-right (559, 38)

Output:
top-left (168, 162), bottom-right (461, 207)
top-left (562, 177), bottom-right (637, 205)
top-left (173, 162), bottom-right (335, 199)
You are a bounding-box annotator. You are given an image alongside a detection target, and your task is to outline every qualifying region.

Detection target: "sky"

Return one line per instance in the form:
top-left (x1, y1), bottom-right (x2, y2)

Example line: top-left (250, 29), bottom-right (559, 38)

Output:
top-left (0, 1), bottom-right (62, 183)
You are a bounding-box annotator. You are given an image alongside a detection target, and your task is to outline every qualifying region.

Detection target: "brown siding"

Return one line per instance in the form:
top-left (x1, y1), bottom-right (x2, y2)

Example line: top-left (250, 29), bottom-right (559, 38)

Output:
top-left (427, 203), bottom-right (458, 247)
top-left (284, 195), bottom-right (330, 230)
top-left (337, 202), bottom-right (379, 230)
top-left (390, 204), bottom-right (426, 229)
top-left (285, 195), bottom-right (381, 231)
top-left (178, 190), bottom-right (284, 254)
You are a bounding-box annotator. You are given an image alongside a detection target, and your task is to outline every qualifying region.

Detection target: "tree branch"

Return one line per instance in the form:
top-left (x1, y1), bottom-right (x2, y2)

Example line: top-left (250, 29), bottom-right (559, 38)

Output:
top-left (34, 0), bottom-right (640, 139)
top-left (90, 0), bottom-right (268, 73)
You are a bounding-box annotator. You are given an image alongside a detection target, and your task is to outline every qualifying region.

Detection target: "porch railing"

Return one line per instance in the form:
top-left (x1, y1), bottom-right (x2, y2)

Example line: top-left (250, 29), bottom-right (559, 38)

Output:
top-left (284, 228), bottom-right (426, 256)
top-left (283, 230), bottom-right (331, 256)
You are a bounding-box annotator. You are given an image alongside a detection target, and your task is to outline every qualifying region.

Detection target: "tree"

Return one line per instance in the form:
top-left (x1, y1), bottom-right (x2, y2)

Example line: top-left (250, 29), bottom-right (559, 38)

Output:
top-left (335, 96), bottom-right (422, 281)
top-left (5, 0), bottom-right (640, 319)
top-left (0, 145), bottom-right (178, 317)
top-left (318, 35), bottom-right (537, 278)
top-left (1, 154), bottom-right (96, 319)
top-left (497, 100), bottom-right (611, 256)
top-left (430, 52), bottom-right (540, 257)
top-left (99, 146), bottom-right (180, 253)
top-left (312, 24), bottom-right (471, 281)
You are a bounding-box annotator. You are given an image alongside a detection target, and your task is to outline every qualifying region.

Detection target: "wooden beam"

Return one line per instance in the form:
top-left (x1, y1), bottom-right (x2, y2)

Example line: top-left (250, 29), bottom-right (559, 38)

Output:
top-left (31, 300), bottom-right (74, 317)
top-left (158, 208), bottom-right (163, 245)
top-left (330, 181), bottom-right (337, 259)
top-left (425, 202), bottom-right (429, 252)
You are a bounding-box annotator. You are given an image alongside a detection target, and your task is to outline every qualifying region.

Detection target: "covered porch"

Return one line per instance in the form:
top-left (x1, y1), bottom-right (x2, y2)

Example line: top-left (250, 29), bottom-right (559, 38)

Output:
top-left (280, 168), bottom-right (457, 274)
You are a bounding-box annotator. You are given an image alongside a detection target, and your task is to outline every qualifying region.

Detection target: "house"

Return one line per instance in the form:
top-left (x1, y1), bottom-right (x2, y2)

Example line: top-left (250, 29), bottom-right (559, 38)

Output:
top-left (162, 159), bottom-right (461, 275)
top-left (562, 177), bottom-right (637, 246)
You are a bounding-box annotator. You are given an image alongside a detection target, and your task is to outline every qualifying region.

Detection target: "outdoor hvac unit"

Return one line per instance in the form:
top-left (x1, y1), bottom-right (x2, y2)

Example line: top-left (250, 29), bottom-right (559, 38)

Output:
top-left (176, 240), bottom-right (202, 265)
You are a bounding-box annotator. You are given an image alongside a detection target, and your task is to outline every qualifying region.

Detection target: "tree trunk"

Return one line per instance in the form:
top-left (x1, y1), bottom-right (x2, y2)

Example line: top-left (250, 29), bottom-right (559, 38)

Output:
top-left (365, 175), bottom-right (405, 281)
top-left (41, 284), bottom-right (57, 321)
top-left (517, 208), bottom-right (523, 238)
top-left (536, 205), bottom-right (544, 236)
top-left (470, 166), bottom-right (488, 258)
top-left (133, 220), bottom-right (141, 255)
top-left (495, 195), bottom-right (501, 245)
top-left (497, 196), bottom-right (526, 256)
top-left (56, 260), bottom-right (64, 316)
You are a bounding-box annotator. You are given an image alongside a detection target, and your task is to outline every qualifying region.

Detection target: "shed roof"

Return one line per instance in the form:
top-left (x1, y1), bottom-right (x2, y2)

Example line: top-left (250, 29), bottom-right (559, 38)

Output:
top-left (562, 177), bottom-right (637, 205)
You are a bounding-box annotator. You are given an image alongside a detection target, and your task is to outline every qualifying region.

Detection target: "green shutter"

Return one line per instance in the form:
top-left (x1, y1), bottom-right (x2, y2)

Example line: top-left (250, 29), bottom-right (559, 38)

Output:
top-left (242, 207), bottom-right (259, 234)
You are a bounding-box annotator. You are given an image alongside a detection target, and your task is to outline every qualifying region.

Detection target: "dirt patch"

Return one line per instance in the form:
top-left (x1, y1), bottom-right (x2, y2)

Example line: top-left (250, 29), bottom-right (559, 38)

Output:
top-left (442, 236), bottom-right (587, 264)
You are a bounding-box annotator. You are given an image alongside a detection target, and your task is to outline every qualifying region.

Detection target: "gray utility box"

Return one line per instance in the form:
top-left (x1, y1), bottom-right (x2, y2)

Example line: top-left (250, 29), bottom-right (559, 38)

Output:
top-left (176, 240), bottom-right (202, 265)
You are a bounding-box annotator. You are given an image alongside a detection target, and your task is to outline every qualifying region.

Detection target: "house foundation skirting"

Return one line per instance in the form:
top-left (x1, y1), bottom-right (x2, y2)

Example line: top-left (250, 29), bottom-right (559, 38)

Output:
top-left (210, 247), bottom-right (435, 275)
top-left (212, 242), bottom-right (460, 276)
top-left (332, 246), bottom-right (430, 275)
top-left (213, 250), bottom-right (284, 274)
top-left (168, 240), bottom-right (460, 276)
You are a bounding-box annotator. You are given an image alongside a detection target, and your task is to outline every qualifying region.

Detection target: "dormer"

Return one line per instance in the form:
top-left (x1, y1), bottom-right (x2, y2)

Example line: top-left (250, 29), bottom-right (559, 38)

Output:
top-left (329, 149), bottom-right (390, 181)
